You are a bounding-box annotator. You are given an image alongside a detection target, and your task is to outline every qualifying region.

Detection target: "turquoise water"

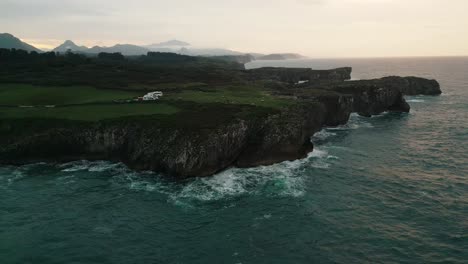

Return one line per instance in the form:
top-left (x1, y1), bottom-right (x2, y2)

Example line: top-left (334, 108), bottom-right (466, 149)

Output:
top-left (2, 57), bottom-right (468, 263)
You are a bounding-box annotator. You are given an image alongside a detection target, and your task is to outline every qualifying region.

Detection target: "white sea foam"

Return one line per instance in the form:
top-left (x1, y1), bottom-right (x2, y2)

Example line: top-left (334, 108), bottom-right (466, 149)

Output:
top-left (167, 147), bottom-right (338, 203)
top-left (55, 175), bottom-right (77, 185)
top-left (62, 148), bottom-right (334, 204)
top-left (0, 168), bottom-right (24, 188)
top-left (124, 146), bottom-right (338, 204)
top-left (88, 162), bottom-right (122, 172)
top-left (60, 160), bottom-right (92, 172)
top-left (59, 160), bottom-right (124, 173)
top-left (312, 130), bottom-right (337, 141)
top-left (327, 114), bottom-right (375, 130)
top-left (307, 148), bottom-right (333, 169)
top-left (407, 99), bottom-right (426, 103)
top-left (170, 169), bottom-right (248, 202)
top-left (129, 180), bottom-right (160, 192)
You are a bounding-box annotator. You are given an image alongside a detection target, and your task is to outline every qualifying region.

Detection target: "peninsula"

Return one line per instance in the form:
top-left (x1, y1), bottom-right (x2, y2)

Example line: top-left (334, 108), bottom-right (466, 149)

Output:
top-left (0, 48), bottom-right (441, 178)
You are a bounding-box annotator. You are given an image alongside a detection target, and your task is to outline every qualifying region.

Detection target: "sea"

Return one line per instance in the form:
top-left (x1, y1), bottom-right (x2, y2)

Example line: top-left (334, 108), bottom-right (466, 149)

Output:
top-left (1, 57), bottom-right (467, 264)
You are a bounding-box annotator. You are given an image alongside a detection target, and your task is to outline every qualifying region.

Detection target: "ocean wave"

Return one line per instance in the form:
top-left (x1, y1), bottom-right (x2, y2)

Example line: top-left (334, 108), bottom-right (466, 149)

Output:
top-left (0, 168), bottom-right (25, 188)
top-left (0, 148), bottom-right (335, 203)
top-left (326, 113), bottom-right (374, 130)
top-left (54, 175), bottom-right (77, 185)
top-left (312, 130), bottom-right (337, 141)
top-left (110, 169), bottom-right (170, 193)
top-left (167, 147), bottom-right (338, 204)
top-left (0, 163), bottom-right (49, 188)
top-left (59, 160), bottom-right (124, 173)
top-left (407, 99), bottom-right (426, 103)
top-left (109, 146), bottom-right (339, 204)
top-left (327, 122), bottom-right (374, 130)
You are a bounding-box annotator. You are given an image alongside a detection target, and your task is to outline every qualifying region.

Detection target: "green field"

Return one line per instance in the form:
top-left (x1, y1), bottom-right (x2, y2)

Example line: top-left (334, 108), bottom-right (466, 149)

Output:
top-left (164, 85), bottom-right (292, 109)
top-left (0, 83), bottom-right (292, 121)
top-left (0, 104), bottom-right (180, 121)
top-left (0, 84), bottom-right (141, 106)
top-left (127, 82), bottom-right (207, 91)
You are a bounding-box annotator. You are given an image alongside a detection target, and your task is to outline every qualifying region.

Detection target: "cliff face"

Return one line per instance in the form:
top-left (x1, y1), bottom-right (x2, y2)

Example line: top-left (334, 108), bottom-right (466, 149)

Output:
top-left (235, 103), bottom-right (326, 167)
top-left (0, 83), bottom-right (411, 178)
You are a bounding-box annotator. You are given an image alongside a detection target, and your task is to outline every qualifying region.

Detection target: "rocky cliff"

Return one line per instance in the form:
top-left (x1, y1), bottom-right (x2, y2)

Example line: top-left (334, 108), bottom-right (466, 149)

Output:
top-left (0, 81), bottom-right (412, 178)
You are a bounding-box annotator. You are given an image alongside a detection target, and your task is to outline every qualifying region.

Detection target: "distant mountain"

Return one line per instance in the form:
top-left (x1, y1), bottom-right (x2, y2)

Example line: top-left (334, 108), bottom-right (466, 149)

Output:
top-left (53, 40), bottom-right (88, 53)
top-left (149, 39), bottom-right (190, 47)
top-left (46, 37), bottom-right (303, 58)
top-left (52, 41), bottom-right (151, 56)
top-left (0, 33), bottom-right (42, 52)
top-left (179, 48), bottom-right (244, 56)
top-left (256, 53), bottom-right (306, 60)
top-left (248, 53), bottom-right (266, 58)
top-left (145, 39), bottom-right (248, 57)
top-left (88, 44), bottom-right (150, 56)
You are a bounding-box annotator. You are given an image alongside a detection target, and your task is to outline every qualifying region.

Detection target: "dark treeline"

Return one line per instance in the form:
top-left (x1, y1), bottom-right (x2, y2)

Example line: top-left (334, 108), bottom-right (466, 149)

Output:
top-left (0, 49), bottom-right (250, 89)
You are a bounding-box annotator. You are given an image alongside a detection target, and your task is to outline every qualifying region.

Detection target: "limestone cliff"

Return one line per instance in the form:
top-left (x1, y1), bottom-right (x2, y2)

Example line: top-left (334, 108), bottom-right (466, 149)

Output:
top-left (0, 81), bottom-right (411, 178)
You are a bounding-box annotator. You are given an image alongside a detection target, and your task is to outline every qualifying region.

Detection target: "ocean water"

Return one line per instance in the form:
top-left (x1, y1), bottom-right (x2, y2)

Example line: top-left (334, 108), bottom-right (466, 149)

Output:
top-left (1, 57), bottom-right (468, 264)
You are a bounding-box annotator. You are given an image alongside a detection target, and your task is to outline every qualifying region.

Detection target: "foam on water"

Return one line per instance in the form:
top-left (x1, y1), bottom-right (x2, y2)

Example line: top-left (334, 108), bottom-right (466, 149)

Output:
top-left (0, 163), bottom-right (50, 188)
top-left (55, 175), bottom-right (77, 185)
top-left (167, 147), bottom-right (338, 203)
top-left (162, 127), bottom-right (344, 204)
top-left (407, 99), bottom-right (426, 103)
top-left (110, 168), bottom-right (172, 194)
top-left (312, 130), bottom-right (337, 141)
top-left (0, 128), bottom-right (343, 203)
top-left (0, 167), bottom-right (24, 188)
top-left (327, 113), bottom-right (374, 130)
top-left (59, 160), bottom-right (123, 172)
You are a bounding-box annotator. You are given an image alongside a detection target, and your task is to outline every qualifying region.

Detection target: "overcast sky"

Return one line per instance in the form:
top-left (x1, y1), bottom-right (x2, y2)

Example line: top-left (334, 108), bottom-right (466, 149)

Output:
top-left (1, 0), bottom-right (468, 57)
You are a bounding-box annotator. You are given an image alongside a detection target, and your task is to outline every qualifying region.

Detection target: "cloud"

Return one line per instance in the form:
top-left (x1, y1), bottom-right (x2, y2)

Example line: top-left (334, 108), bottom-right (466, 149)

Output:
top-left (0, 0), bottom-right (110, 19)
top-left (1, 0), bottom-right (467, 57)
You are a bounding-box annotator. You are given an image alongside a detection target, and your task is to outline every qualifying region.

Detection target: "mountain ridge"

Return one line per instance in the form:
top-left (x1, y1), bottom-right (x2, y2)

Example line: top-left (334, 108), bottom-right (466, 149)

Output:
top-left (256, 53), bottom-right (306, 60)
top-left (1, 33), bottom-right (306, 59)
top-left (0, 33), bottom-right (42, 52)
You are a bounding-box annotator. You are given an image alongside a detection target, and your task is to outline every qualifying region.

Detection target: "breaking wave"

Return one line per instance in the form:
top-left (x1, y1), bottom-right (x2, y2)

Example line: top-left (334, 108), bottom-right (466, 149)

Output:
top-left (167, 146), bottom-right (340, 204)
top-left (327, 113), bottom-right (374, 130)
top-left (59, 160), bottom-right (123, 172)
top-left (0, 167), bottom-right (25, 188)
top-left (1, 137), bottom-right (342, 204)
top-left (312, 130), bottom-right (337, 141)
top-left (407, 99), bottom-right (426, 103)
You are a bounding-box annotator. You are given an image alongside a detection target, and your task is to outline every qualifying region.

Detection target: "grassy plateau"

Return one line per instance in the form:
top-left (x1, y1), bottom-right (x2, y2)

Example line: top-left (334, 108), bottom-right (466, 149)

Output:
top-left (0, 83), bottom-right (293, 121)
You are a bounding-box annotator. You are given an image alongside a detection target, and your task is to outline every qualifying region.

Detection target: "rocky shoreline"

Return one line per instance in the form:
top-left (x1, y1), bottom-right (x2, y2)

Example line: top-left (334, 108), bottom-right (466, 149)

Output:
top-left (0, 72), bottom-right (441, 178)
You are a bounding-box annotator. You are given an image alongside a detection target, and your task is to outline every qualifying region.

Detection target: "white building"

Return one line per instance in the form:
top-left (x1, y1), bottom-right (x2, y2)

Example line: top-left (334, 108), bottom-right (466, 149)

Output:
top-left (142, 91), bottom-right (163, 101)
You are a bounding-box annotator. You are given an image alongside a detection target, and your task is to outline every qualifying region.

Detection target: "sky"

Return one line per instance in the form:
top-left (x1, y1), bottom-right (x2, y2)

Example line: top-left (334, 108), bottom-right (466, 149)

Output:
top-left (1, 0), bottom-right (468, 57)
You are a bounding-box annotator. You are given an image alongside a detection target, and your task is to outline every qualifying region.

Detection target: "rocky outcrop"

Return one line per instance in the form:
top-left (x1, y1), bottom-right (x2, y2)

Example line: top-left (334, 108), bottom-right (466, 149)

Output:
top-left (378, 76), bottom-right (441, 95)
top-left (332, 83), bottom-right (410, 117)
